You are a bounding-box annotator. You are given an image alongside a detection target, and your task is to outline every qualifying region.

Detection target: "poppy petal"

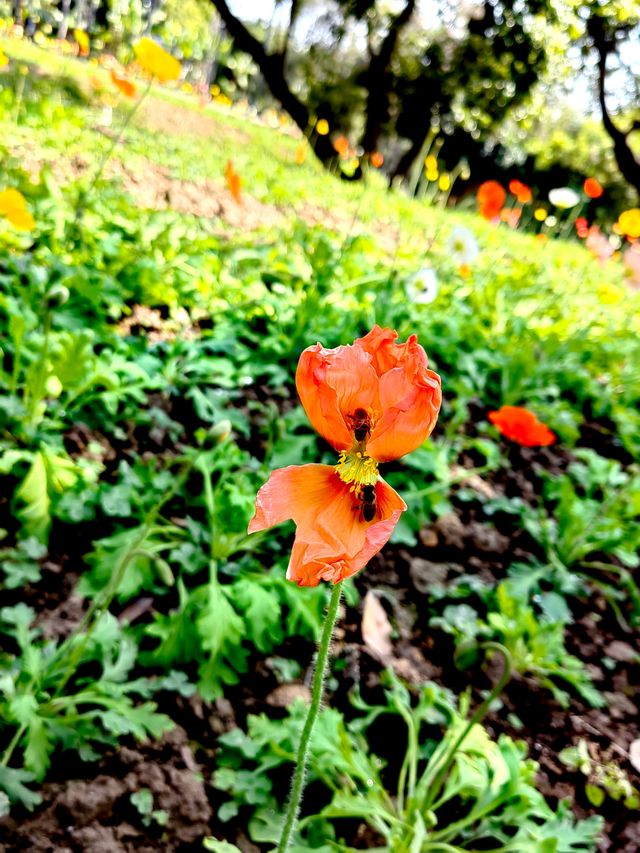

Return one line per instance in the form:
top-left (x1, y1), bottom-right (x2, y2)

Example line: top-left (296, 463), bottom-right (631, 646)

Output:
top-left (367, 357), bottom-right (442, 462)
top-left (248, 464), bottom-right (406, 587)
top-left (296, 344), bottom-right (378, 451)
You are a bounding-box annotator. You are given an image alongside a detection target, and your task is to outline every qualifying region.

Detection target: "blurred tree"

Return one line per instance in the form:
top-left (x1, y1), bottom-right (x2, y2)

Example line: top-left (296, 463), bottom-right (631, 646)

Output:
top-left (582, 2), bottom-right (640, 194)
top-left (207, 0), bottom-right (556, 181)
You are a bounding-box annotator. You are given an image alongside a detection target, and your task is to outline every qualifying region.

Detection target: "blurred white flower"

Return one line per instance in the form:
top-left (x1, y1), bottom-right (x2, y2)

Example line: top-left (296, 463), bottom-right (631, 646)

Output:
top-left (548, 187), bottom-right (580, 209)
top-left (448, 227), bottom-right (479, 266)
top-left (407, 267), bottom-right (439, 305)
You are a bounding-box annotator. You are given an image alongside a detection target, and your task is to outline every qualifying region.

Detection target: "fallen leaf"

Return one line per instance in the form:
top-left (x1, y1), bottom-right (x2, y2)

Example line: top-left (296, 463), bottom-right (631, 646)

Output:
top-left (362, 591), bottom-right (392, 661)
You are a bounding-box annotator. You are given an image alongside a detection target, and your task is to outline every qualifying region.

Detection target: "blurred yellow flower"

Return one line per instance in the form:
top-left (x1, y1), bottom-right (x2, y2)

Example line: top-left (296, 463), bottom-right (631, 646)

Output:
top-left (534, 207), bottom-right (547, 222)
top-left (438, 174), bottom-right (451, 192)
top-left (425, 169), bottom-right (438, 182)
top-left (316, 118), bottom-right (329, 136)
top-left (0, 50), bottom-right (9, 68)
top-left (597, 283), bottom-right (624, 305)
top-left (617, 208), bottom-right (640, 240)
top-left (134, 37), bottom-right (181, 82)
top-left (294, 142), bottom-right (306, 165)
top-left (0, 188), bottom-right (35, 230)
top-left (425, 155), bottom-right (438, 170)
top-left (74, 29), bottom-right (89, 56)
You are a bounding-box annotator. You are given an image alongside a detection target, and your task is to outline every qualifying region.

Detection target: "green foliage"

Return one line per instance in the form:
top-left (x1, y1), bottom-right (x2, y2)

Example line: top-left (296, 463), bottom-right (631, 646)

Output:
top-left (560, 739), bottom-right (640, 810)
top-left (213, 674), bottom-right (603, 850)
top-left (432, 581), bottom-right (604, 708)
top-left (0, 606), bottom-right (176, 810)
top-left (0, 39), bottom-right (638, 851)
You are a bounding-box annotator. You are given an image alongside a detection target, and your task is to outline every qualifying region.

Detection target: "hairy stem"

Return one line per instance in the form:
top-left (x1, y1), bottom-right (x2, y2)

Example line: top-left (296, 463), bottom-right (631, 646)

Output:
top-left (277, 581), bottom-right (342, 852)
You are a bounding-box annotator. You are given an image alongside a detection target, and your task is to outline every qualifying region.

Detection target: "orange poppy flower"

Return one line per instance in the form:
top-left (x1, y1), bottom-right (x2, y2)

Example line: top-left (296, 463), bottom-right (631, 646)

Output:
top-left (110, 69), bottom-right (136, 98)
top-left (294, 142), bottom-right (306, 165)
top-left (249, 326), bottom-right (442, 586)
top-left (224, 160), bottom-right (242, 204)
top-left (477, 180), bottom-right (506, 220)
top-left (583, 177), bottom-right (603, 199)
top-left (370, 151), bottom-right (384, 168)
top-left (500, 207), bottom-right (521, 229)
top-left (488, 406), bottom-right (555, 447)
top-left (333, 135), bottom-right (350, 157)
top-left (508, 179), bottom-right (532, 204)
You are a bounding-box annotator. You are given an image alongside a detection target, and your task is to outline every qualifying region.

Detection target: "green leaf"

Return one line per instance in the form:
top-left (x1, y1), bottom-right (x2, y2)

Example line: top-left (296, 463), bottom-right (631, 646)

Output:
top-left (0, 766), bottom-right (42, 811)
top-left (585, 783), bottom-right (605, 807)
top-left (15, 452), bottom-right (50, 541)
top-left (25, 715), bottom-right (53, 780)
top-left (231, 578), bottom-right (283, 653)
top-left (203, 840), bottom-right (243, 852)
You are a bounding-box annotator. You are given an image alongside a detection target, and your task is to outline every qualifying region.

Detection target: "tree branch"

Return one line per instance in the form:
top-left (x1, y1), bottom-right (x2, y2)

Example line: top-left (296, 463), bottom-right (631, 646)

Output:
top-left (591, 15), bottom-right (640, 194)
top-left (360, 0), bottom-right (416, 152)
top-left (208, 0), bottom-right (340, 166)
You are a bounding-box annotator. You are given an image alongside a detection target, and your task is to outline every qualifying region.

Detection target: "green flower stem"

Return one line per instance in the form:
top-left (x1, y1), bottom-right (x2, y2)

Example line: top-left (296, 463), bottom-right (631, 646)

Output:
top-left (77, 77), bottom-right (152, 220)
top-left (277, 581), bottom-right (343, 853)
top-left (420, 642), bottom-right (512, 814)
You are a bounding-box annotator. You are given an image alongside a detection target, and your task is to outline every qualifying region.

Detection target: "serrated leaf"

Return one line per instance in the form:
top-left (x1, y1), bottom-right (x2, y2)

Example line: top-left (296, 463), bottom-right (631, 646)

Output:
top-left (25, 715), bottom-right (52, 780)
top-left (231, 578), bottom-right (283, 653)
top-left (0, 765), bottom-right (42, 811)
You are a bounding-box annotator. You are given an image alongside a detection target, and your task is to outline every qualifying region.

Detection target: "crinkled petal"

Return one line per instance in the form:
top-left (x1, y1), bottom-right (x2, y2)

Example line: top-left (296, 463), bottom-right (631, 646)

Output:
top-left (367, 363), bottom-right (442, 462)
top-left (296, 343), bottom-right (378, 451)
top-left (248, 464), bottom-right (406, 587)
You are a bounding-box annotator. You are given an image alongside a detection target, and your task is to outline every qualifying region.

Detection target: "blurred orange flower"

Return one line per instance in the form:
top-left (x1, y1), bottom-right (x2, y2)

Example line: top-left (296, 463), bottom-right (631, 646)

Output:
top-left (333, 135), bottom-right (350, 156)
top-left (249, 326), bottom-right (442, 586)
top-left (370, 151), bottom-right (384, 168)
top-left (500, 207), bottom-right (521, 228)
top-left (617, 209), bottom-right (640, 240)
top-left (583, 177), bottom-right (603, 199)
top-left (74, 29), bottom-right (89, 57)
top-left (508, 179), bottom-right (532, 204)
top-left (489, 406), bottom-right (555, 447)
top-left (224, 160), bottom-right (242, 204)
top-left (477, 180), bottom-right (506, 220)
top-left (0, 188), bottom-right (35, 230)
top-left (134, 37), bottom-right (181, 82)
top-left (294, 142), bottom-right (306, 165)
top-left (110, 69), bottom-right (137, 98)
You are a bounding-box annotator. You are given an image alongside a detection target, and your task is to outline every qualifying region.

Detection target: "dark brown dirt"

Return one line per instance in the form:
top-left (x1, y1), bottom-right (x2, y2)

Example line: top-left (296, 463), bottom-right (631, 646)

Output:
top-left (0, 726), bottom-right (214, 852)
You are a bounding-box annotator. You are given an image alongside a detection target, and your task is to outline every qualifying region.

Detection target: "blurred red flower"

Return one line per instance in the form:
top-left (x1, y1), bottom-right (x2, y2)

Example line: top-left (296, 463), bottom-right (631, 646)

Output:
top-left (508, 179), bottom-right (532, 204)
top-left (583, 177), bottom-right (604, 199)
top-left (477, 181), bottom-right (506, 220)
top-left (489, 406), bottom-right (555, 447)
top-left (575, 216), bottom-right (589, 238)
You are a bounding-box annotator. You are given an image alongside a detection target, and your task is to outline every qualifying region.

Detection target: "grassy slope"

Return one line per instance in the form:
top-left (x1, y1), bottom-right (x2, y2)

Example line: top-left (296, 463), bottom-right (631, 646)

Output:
top-left (1, 34), bottom-right (639, 427)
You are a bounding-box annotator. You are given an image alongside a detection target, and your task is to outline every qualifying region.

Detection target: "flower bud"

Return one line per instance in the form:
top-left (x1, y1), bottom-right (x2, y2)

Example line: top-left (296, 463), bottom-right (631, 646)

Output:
top-left (46, 283), bottom-right (70, 306)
